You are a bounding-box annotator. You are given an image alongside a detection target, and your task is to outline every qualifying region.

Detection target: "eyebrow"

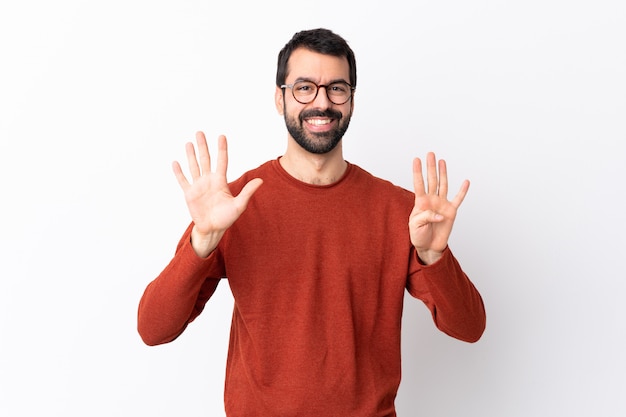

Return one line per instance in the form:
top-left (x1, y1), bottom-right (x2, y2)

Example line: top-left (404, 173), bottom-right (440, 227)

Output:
top-left (293, 76), bottom-right (350, 85)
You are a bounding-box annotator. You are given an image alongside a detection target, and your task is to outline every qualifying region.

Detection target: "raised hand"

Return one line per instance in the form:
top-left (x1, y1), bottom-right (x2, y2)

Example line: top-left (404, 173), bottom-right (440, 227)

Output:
top-left (409, 152), bottom-right (469, 265)
top-left (172, 132), bottom-right (263, 257)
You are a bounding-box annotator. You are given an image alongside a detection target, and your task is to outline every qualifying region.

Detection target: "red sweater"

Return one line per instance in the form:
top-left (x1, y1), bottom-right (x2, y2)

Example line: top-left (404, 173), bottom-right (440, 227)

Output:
top-left (138, 159), bottom-right (485, 417)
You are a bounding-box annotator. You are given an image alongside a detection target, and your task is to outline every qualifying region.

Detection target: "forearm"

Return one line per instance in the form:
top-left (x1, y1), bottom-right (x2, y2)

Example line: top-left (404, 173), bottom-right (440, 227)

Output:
top-left (137, 226), bottom-right (221, 345)
top-left (408, 248), bottom-right (486, 343)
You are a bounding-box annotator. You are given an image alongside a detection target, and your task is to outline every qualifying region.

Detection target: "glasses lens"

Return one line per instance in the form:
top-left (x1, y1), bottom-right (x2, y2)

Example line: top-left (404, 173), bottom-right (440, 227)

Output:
top-left (326, 82), bottom-right (352, 104)
top-left (292, 81), bottom-right (318, 104)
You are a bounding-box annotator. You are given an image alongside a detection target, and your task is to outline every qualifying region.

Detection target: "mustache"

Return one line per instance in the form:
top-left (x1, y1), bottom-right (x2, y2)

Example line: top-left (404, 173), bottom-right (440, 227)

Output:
top-left (300, 109), bottom-right (343, 120)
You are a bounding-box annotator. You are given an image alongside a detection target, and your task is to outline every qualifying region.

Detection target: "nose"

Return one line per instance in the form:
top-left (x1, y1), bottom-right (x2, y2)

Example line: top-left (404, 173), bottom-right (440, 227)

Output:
top-left (311, 85), bottom-right (332, 108)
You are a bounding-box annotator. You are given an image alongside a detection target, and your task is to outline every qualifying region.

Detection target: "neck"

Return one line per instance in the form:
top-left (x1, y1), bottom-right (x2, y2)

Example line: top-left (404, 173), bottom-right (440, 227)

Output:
top-left (280, 141), bottom-right (347, 185)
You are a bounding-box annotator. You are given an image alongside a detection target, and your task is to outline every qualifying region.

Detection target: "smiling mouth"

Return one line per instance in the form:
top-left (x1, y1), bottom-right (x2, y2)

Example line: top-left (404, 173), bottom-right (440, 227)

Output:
top-left (305, 118), bottom-right (333, 126)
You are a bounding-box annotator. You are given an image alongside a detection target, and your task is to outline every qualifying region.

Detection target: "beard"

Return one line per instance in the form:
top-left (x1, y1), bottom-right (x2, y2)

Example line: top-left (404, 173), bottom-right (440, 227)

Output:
top-left (284, 108), bottom-right (352, 154)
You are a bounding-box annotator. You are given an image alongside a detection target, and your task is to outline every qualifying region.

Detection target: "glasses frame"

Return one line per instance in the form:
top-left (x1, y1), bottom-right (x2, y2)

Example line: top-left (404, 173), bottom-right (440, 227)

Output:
top-left (281, 80), bottom-right (355, 105)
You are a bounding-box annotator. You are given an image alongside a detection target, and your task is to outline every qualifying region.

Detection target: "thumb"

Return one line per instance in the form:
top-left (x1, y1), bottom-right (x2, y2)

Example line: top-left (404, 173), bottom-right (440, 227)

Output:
top-left (410, 210), bottom-right (444, 228)
top-left (234, 178), bottom-right (263, 211)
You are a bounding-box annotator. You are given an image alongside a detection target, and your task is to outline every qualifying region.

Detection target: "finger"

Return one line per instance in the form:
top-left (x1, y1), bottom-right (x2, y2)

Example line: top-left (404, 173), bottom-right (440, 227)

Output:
top-left (172, 161), bottom-right (190, 190)
top-left (216, 135), bottom-right (228, 177)
top-left (233, 178), bottom-right (264, 211)
top-left (450, 179), bottom-right (470, 208)
top-left (410, 209), bottom-right (444, 228)
top-left (185, 141), bottom-right (201, 180)
top-left (195, 131), bottom-right (211, 175)
top-left (412, 158), bottom-right (426, 198)
top-left (438, 159), bottom-right (449, 199)
top-left (426, 152), bottom-right (438, 195)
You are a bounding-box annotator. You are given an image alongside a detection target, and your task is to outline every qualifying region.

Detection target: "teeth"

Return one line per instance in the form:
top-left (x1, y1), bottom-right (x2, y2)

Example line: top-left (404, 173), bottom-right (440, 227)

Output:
top-left (306, 118), bottom-right (331, 126)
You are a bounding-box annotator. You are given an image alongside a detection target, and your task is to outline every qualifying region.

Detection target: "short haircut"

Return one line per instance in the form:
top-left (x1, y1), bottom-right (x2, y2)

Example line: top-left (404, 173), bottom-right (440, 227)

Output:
top-left (276, 28), bottom-right (357, 88)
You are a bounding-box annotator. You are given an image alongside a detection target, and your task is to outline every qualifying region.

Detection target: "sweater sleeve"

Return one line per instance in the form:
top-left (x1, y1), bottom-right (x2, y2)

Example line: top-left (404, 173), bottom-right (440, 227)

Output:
top-left (137, 223), bottom-right (225, 346)
top-left (406, 247), bottom-right (486, 343)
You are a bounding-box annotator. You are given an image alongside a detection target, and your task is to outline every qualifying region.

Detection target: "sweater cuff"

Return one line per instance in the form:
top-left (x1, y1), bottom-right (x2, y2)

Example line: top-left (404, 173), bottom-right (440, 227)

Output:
top-left (415, 245), bottom-right (451, 269)
top-left (177, 231), bottom-right (220, 270)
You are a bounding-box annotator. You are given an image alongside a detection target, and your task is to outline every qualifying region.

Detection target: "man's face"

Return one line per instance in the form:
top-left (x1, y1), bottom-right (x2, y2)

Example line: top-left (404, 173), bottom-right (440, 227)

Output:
top-left (275, 48), bottom-right (354, 154)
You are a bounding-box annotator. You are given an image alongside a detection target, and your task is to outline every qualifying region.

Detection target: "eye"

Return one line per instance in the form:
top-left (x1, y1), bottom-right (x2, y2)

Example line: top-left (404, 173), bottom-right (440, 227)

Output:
top-left (294, 82), bottom-right (315, 93)
top-left (329, 83), bottom-right (349, 94)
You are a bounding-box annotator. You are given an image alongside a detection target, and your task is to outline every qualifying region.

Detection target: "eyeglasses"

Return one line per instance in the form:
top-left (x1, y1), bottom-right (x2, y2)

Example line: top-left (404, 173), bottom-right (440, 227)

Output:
top-left (281, 80), bottom-right (355, 105)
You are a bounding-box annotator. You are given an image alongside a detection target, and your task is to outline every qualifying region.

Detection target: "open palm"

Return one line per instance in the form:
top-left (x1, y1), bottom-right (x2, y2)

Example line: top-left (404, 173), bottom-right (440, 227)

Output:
top-left (409, 152), bottom-right (469, 265)
top-left (172, 132), bottom-right (263, 256)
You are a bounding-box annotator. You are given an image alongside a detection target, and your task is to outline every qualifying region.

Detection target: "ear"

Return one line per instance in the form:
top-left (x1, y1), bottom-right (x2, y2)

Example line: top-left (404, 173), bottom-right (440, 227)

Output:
top-left (275, 86), bottom-right (285, 115)
top-left (350, 90), bottom-right (355, 113)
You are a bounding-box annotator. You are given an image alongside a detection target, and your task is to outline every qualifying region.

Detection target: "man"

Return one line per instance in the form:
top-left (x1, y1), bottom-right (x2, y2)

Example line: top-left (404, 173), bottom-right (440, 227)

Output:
top-left (138, 28), bottom-right (485, 417)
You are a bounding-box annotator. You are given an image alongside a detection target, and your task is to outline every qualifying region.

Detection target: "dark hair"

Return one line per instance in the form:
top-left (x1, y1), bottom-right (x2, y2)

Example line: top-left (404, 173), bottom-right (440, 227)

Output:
top-left (276, 28), bottom-right (357, 88)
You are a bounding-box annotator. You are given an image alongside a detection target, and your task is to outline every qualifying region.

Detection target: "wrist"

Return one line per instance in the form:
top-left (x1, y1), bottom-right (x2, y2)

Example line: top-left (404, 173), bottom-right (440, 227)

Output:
top-left (190, 226), bottom-right (223, 258)
top-left (416, 249), bottom-right (443, 266)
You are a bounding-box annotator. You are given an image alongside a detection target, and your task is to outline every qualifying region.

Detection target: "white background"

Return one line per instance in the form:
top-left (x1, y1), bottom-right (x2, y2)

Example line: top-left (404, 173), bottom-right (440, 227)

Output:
top-left (1, 1), bottom-right (625, 416)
